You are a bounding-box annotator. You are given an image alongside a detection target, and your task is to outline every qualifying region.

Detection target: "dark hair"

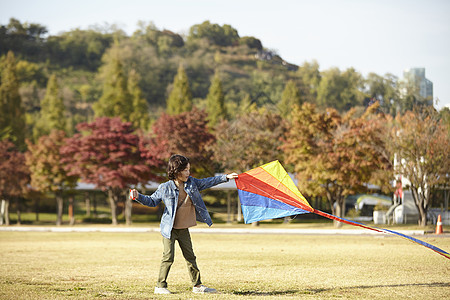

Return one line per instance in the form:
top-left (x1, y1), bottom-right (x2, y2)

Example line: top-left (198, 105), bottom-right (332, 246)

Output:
top-left (167, 154), bottom-right (190, 180)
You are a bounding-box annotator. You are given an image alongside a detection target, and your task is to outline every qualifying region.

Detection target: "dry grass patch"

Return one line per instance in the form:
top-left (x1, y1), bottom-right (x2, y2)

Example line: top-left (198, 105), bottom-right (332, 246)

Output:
top-left (0, 231), bottom-right (449, 299)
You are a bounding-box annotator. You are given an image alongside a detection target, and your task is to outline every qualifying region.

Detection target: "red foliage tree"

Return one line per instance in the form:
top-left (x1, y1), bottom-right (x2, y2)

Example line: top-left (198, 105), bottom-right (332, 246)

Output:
top-left (0, 140), bottom-right (29, 225)
top-left (150, 108), bottom-right (216, 177)
top-left (61, 117), bottom-right (161, 225)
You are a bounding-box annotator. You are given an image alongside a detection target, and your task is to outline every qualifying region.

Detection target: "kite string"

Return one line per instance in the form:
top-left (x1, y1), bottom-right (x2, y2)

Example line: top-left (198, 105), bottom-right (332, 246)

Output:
top-left (314, 209), bottom-right (450, 260)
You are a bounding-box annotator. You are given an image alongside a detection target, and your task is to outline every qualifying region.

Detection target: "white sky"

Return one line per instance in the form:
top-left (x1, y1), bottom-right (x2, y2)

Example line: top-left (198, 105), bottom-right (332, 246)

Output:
top-left (1, 0), bottom-right (449, 109)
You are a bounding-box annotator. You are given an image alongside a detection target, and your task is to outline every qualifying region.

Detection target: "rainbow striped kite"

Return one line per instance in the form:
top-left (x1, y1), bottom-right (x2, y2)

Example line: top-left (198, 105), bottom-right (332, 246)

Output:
top-left (236, 160), bottom-right (450, 260)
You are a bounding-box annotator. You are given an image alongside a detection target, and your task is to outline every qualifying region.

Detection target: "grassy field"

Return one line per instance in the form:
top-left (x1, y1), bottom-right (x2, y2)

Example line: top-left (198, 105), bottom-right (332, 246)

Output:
top-left (0, 230), bottom-right (449, 299)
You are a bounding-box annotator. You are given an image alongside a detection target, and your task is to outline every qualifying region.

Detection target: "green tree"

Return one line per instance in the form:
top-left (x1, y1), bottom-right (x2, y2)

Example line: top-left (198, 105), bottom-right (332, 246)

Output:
top-left (206, 70), bottom-right (226, 127)
top-left (297, 60), bottom-right (321, 104)
top-left (365, 73), bottom-right (399, 116)
top-left (0, 51), bottom-right (26, 150)
top-left (33, 74), bottom-right (67, 139)
top-left (94, 50), bottom-right (133, 121)
top-left (278, 80), bottom-right (302, 119)
top-left (128, 69), bottom-right (150, 130)
top-left (166, 64), bottom-right (193, 115)
top-left (188, 21), bottom-right (239, 47)
top-left (317, 67), bottom-right (365, 112)
top-left (0, 18), bottom-right (48, 61)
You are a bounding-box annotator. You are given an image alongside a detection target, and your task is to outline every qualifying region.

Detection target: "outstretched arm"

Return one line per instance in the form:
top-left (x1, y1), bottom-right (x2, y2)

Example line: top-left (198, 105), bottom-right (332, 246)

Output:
top-left (129, 188), bottom-right (163, 207)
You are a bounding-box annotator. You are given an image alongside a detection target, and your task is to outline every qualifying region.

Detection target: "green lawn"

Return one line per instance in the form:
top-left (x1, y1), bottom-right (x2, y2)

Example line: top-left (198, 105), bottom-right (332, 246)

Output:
top-left (0, 231), bottom-right (449, 299)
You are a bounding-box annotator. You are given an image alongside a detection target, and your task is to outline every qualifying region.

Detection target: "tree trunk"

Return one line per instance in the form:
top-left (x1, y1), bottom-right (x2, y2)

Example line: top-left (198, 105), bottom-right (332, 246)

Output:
top-left (411, 187), bottom-right (427, 226)
top-left (56, 193), bottom-right (63, 226)
top-left (0, 199), bottom-right (6, 225)
top-left (108, 189), bottom-right (118, 225)
top-left (125, 191), bottom-right (132, 226)
top-left (68, 196), bottom-right (75, 226)
top-left (334, 198), bottom-right (345, 228)
top-left (3, 199), bottom-right (10, 226)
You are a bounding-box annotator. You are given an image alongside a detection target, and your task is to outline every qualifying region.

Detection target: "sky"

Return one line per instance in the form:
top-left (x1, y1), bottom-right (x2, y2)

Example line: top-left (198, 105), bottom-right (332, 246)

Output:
top-left (1, 0), bottom-right (449, 109)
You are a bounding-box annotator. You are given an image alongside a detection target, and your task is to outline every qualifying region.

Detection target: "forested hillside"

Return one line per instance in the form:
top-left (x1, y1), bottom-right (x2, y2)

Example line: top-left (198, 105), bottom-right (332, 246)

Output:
top-left (1, 17), bottom-right (435, 139)
top-left (1, 18), bottom-right (449, 226)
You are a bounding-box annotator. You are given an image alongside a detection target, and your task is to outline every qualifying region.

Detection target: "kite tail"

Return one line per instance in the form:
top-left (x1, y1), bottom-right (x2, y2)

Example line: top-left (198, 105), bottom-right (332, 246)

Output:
top-left (313, 209), bottom-right (450, 260)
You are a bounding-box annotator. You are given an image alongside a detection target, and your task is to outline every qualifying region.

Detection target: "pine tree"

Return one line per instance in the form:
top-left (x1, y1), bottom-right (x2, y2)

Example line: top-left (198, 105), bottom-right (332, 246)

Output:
top-left (94, 54), bottom-right (133, 121)
top-left (166, 64), bottom-right (192, 115)
top-left (206, 70), bottom-right (226, 127)
top-left (278, 80), bottom-right (302, 119)
top-left (33, 74), bottom-right (67, 139)
top-left (0, 51), bottom-right (26, 150)
top-left (128, 69), bottom-right (150, 130)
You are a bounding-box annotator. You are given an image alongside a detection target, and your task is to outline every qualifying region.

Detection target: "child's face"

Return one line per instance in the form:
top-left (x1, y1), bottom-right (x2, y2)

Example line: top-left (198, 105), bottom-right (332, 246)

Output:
top-left (176, 163), bottom-right (190, 183)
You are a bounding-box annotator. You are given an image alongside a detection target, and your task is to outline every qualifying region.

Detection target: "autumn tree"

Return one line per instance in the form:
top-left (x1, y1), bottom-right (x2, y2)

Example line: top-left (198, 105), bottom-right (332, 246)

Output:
top-left (61, 117), bottom-right (160, 225)
top-left (386, 107), bottom-right (449, 226)
top-left (33, 74), bottom-right (67, 139)
top-left (0, 140), bottom-right (29, 225)
top-left (26, 130), bottom-right (78, 225)
top-left (206, 70), bottom-right (226, 127)
top-left (0, 51), bottom-right (26, 150)
top-left (166, 64), bottom-right (192, 115)
top-left (150, 108), bottom-right (215, 177)
top-left (213, 108), bottom-right (285, 173)
top-left (283, 103), bottom-right (390, 227)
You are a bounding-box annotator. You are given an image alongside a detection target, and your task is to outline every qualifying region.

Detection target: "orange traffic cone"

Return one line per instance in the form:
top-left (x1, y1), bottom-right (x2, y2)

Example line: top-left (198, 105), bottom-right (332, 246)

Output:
top-left (435, 214), bottom-right (443, 234)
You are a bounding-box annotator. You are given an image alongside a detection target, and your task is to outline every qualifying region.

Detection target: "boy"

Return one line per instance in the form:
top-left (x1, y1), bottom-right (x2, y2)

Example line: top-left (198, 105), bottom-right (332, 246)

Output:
top-left (130, 154), bottom-right (238, 294)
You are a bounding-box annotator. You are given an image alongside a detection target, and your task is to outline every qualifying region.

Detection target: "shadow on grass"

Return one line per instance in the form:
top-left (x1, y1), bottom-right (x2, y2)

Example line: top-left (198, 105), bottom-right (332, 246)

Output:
top-left (233, 282), bottom-right (449, 296)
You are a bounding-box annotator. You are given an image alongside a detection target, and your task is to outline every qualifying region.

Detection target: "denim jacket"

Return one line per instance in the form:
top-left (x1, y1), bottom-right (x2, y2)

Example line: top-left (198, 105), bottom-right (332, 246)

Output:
top-left (136, 175), bottom-right (228, 239)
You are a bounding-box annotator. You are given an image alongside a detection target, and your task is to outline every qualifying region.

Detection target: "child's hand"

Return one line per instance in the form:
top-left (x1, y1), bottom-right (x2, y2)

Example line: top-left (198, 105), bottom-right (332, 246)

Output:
top-left (129, 189), bottom-right (138, 200)
top-left (226, 173), bottom-right (239, 180)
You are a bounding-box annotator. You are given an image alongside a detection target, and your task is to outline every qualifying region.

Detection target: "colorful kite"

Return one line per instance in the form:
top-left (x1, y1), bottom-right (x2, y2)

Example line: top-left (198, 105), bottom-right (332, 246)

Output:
top-left (236, 160), bottom-right (450, 260)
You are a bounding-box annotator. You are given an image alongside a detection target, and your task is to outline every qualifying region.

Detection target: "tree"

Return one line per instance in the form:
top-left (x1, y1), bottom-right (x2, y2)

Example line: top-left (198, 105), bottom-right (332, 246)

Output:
top-left (150, 108), bottom-right (215, 177)
top-left (128, 69), bottom-right (150, 130)
top-left (25, 130), bottom-right (78, 226)
top-left (188, 21), bottom-right (239, 47)
top-left (0, 51), bottom-right (26, 150)
top-left (282, 103), bottom-right (389, 227)
top-left (166, 64), bottom-right (193, 115)
top-left (213, 108), bottom-right (286, 173)
top-left (387, 107), bottom-right (449, 226)
top-left (316, 67), bottom-right (365, 112)
top-left (0, 18), bottom-right (48, 61)
top-left (0, 140), bottom-right (29, 225)
top-left (365, 73), bottom-right (399, 116)
top-left (61, 117), bottom-right (159, 225)
top-left (278, 80), bottom-right (302, 120)
top-left (33, 74), bottom-right (67, 139)
top-left (297, 60), bottom-right (321, 104)
top-left (94, 50), bottom-right (133, 122)
top-left (206, 70), bottom-right (226, 127)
